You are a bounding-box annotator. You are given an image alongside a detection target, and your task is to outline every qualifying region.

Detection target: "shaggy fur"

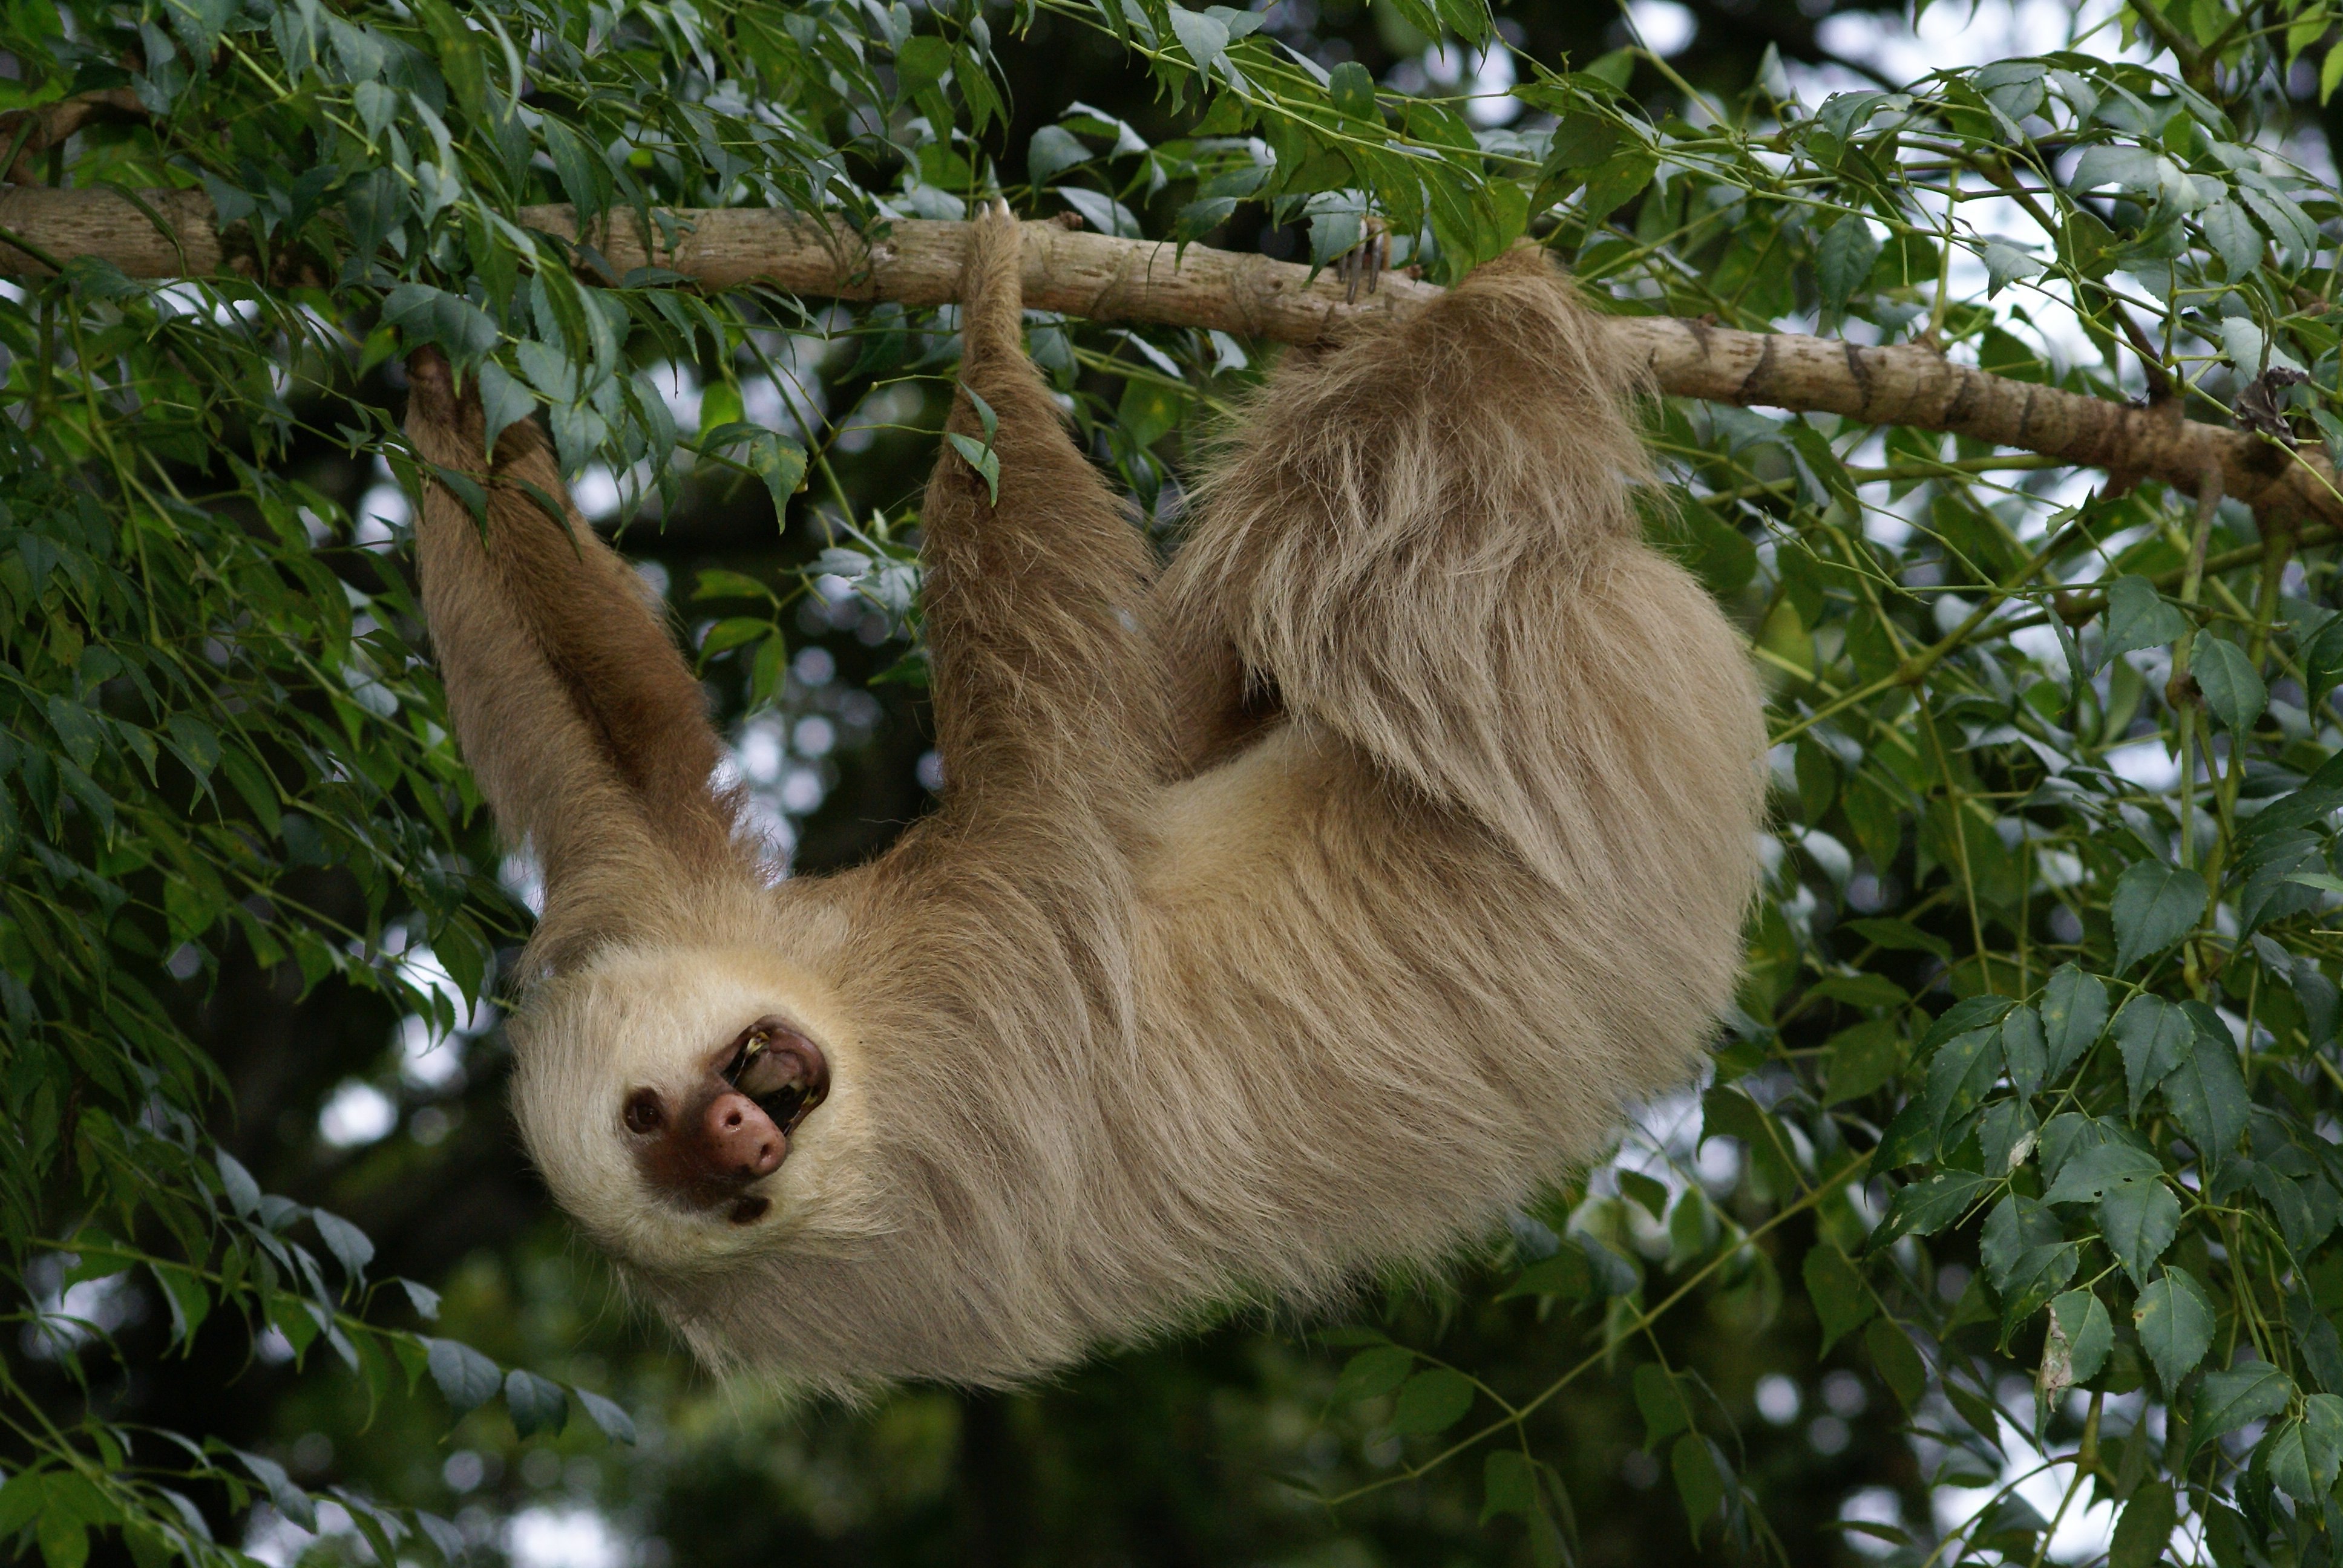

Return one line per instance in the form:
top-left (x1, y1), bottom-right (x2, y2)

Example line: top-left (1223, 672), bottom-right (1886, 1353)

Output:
top-left (406, 205), bottom-right (1767, 1394)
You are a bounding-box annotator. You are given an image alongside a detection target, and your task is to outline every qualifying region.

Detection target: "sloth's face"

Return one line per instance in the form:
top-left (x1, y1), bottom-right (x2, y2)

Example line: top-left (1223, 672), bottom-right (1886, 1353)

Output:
top-left (508, 946), bottom-right (862, 1275)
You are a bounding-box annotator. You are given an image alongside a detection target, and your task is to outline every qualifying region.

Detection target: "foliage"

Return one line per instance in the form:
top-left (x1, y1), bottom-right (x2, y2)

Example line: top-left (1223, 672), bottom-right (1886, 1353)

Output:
top-left (11, 0), bottom-right (2343, 1561)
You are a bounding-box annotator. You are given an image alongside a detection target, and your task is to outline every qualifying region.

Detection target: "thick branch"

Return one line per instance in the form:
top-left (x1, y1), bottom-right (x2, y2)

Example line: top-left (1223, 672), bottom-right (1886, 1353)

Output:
top-left (4, 186), bottom-right (2332, 527)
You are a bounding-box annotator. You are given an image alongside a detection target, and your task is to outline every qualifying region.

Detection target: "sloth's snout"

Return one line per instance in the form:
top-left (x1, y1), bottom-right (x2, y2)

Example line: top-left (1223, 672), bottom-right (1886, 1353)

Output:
top-left (705, 1091), bottom-right (785, 1181)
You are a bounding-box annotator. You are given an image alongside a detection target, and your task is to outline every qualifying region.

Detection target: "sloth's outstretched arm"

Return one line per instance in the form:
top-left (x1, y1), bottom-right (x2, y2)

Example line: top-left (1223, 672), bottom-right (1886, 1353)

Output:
top-left (916, 206), bottom-right (1166, 823)
top-left (405, 351), bottom-right (747, 967)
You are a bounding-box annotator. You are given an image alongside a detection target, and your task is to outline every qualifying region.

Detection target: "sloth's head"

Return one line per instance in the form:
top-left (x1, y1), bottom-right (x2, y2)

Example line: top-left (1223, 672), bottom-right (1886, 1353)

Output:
top-left (507, 945), bottom-right (863, 1275)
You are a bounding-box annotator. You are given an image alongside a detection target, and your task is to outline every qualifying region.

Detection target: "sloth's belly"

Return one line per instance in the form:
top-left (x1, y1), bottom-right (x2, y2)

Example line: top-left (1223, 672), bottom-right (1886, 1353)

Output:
top-left (1135, 721), bottom-right (1332, 915)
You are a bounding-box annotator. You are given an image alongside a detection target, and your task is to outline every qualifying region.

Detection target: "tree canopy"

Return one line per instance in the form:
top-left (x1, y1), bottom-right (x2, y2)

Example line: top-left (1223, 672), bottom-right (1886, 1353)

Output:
top-left (8, 0), bottom-right (2343, 1563)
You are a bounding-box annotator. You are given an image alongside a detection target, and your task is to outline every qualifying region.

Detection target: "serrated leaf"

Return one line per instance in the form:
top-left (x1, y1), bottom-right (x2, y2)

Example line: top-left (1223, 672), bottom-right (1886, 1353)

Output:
top-left (2001, 1005), bottom-right (2046, 1097)
top-left (2038, 966), bottom-right (2109, 1079)
top-left (2114, 995), bottom-right (2192, 1112)
top-left (2195, 637), bottom-right (2267, 731)
top-left (2099, 1174), bottom-right (2181, 1285)
top-left (2162, 1010), bottom-right (2250, 1165)
top-left (2111, 862), bottom-right (2207, 973)
top-left (2193, 1362), bottom-right (2293, 1446)
top-left (1872, 1169), bottom-right (1993, 1247)
top-left (2201, 197), bottom-right (2263, 276)
top-left (2041, 1139), bottom-right (2163, 1204)
top-left (1867, 1317), bottom-right (1928, 1408)
top-left (2048, 1290), bottom-right (2113, 1387)
top-left (1816, 214), bottom-right (1880, 320)
top-left (2100, 576), bottom-right (2189, 667)
top-left (2109, 1481), bottom-right (2174, 1568)
top-left (2134, 1268), bottom-right (2215, 1391)
top-left (2269, 1394), bottom-right (2343, 1502)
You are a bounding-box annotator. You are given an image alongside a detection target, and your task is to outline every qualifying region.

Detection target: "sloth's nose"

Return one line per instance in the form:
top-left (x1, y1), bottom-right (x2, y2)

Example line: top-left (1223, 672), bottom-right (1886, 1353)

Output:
top-left (704, 1090), bottom-right (785, 1181)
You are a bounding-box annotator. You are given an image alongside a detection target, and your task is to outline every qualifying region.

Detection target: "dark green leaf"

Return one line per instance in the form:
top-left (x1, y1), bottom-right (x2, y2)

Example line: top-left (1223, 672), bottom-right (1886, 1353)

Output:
top-left (2048, 1290), bottom-right (2113, 1386)
top-left (2039, 965), bottom-right (2109, 1079)
top-left (2109, 1481), bottom-right (2175, 1568)
top-left (1803, 1244), bottom-right (1874, 1352)
top-left (2113, 996), bottom-right (2191, 1114)
top-left (505, 1369), bottom-right (568, 1438)
top-left (2098, 1174), bottom-right (2180, 1285)
top-left (1817, 214), bottom-right (1881, 320)
top-left (2192, 1362), bottom-right (2293, 1446)
top-left (2194, 636), bottom-right (2266, 731)
top-left (1872, 1170), bottom-right (1993, 1247)
top-left (2101, 577), bottom-right (2189, 667)
top-left (2133, 1268), bottom-right (2216, 1391)
top-left (424, 1336), bottom-right (502, 1414)
top-left (2111, 862), bottom-right (2207, 973)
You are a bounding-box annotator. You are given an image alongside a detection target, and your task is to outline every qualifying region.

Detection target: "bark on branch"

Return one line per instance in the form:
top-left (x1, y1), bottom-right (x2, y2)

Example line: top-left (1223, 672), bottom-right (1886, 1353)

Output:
top-left (4, 185), bottom-right (2335, 530)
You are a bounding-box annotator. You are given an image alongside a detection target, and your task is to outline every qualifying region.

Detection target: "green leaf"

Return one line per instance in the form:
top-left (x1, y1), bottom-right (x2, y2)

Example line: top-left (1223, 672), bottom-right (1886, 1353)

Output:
top-left (2192, 1362), bottom-right (2293, 1446)
top-left (896, 34), bottom-right (951, 97)
top-left (1579, 148), bottom-right (1657, 226)
top-left (1391, 1368), bottom-right (1476, 1434)
top-left (2001, 1004), bottom-right (2046, 1097)
top-left (2269, 1393), bottom-right (2343, 1502)
top-left (2099, 1173), bottom-right (2181, 1285)
top-left (2041, 1138), bottom-right (2163, 1204)
top-left (1670, 1433), bottom-right (1726, 1537)
top-left (1922, 1026), bottom-right (2004, 1140)
top-left (2109, 1481), bottom-right (2175, 1568)
top-left (2194, 636), bottom-right (2266, 731)
top-left (2133, 1267), bottom-right (2216, 1391)
top-left (1328, 60), bottom-right (1377, 118)
top-left (232, 1447), bottom-right (316, 1531)
top-left (0, 1472), bottom-right (45, 1540)
top-left (2160, 1010), bottom-right (2250, 1164)
top-left (2111, 862), bottom-right (2207, 973)
top-left (2039, 965), bottom-right (2109, 1079)
top-left (2100, 576), bottom-right (2189, 667)
top-left (310, 1209), bottom-right (374, 1282)
top-left (1803, 1243), bottom-right (1875, 1352)
top-left (1816, 214), bottom-right (1881, 321)
top-left (1866, 1318), bottom-right (1927, 1408)
top-left (424, 1335), bottom-right (502, 1414)
top-left (576, 1387), bottom-right (638, 1445)
top-left (2048, 1290), bottom-right (2113, 1385)
top-left (1481, 1449), bottom-right (1540, 1523)
top-left (2113, 996), bottom-right (2192, 1112)
top-left (1872, 1170), bottom-right (1993, 1247)
top-left (1823, 1018), bottom-right (1904, 1105)
top-left (505, 1369), bottom-right (569, 1437)
top-left (2201, 197), bottom-right (2263, 275)
top-left (1633, 1362), bottom-right (1691, 1447)
top-left (1335, 1345), bottom-right (1415, 1402)
top-left (1028, 124), bottom-right (1091, 186)
top-left (476, 361), bottom-right (537, 457)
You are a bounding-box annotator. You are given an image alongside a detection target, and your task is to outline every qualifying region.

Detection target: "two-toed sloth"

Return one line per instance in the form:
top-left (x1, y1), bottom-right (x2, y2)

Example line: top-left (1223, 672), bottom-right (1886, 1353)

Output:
top-left (404, 203), bottom-right (1765, 1394)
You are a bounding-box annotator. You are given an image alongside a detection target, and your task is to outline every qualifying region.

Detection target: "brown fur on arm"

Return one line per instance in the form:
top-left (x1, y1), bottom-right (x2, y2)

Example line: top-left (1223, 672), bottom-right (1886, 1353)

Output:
top-left (914, 206), bottom-right (1168, 822)
top-left (404, 350), bottom-right (751, 970)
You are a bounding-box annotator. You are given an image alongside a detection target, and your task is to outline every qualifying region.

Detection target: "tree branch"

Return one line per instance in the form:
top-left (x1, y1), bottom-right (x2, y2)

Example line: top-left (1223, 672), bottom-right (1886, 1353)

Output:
top-left (4, 186), bottom-right (2331, 528)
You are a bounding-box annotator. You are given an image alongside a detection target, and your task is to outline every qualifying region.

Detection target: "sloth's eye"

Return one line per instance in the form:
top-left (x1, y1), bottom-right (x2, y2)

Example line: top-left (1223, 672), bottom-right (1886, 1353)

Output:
top-left (623, 1089), bottom-right (664, 1134)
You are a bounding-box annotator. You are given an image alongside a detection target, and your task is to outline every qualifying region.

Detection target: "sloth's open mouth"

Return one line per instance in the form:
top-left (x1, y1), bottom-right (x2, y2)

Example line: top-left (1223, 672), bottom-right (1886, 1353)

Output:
top-left (721, 1020), bottom-right (830, 1141)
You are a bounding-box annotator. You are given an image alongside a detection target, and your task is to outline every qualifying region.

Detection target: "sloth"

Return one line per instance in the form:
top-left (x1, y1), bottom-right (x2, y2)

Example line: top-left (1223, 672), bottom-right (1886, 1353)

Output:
top-left (402, 203), bottom-right (1766, 1394)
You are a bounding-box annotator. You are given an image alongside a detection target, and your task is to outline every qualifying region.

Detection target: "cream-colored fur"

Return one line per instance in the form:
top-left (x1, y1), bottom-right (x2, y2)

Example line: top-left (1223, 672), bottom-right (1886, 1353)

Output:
top-left (410, 206), bottom-right (1767, 1395)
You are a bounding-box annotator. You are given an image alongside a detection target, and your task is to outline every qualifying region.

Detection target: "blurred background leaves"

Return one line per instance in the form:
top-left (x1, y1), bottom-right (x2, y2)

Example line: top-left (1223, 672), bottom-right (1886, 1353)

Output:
top-left (11, 0), bottom-right (2343, 1563)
